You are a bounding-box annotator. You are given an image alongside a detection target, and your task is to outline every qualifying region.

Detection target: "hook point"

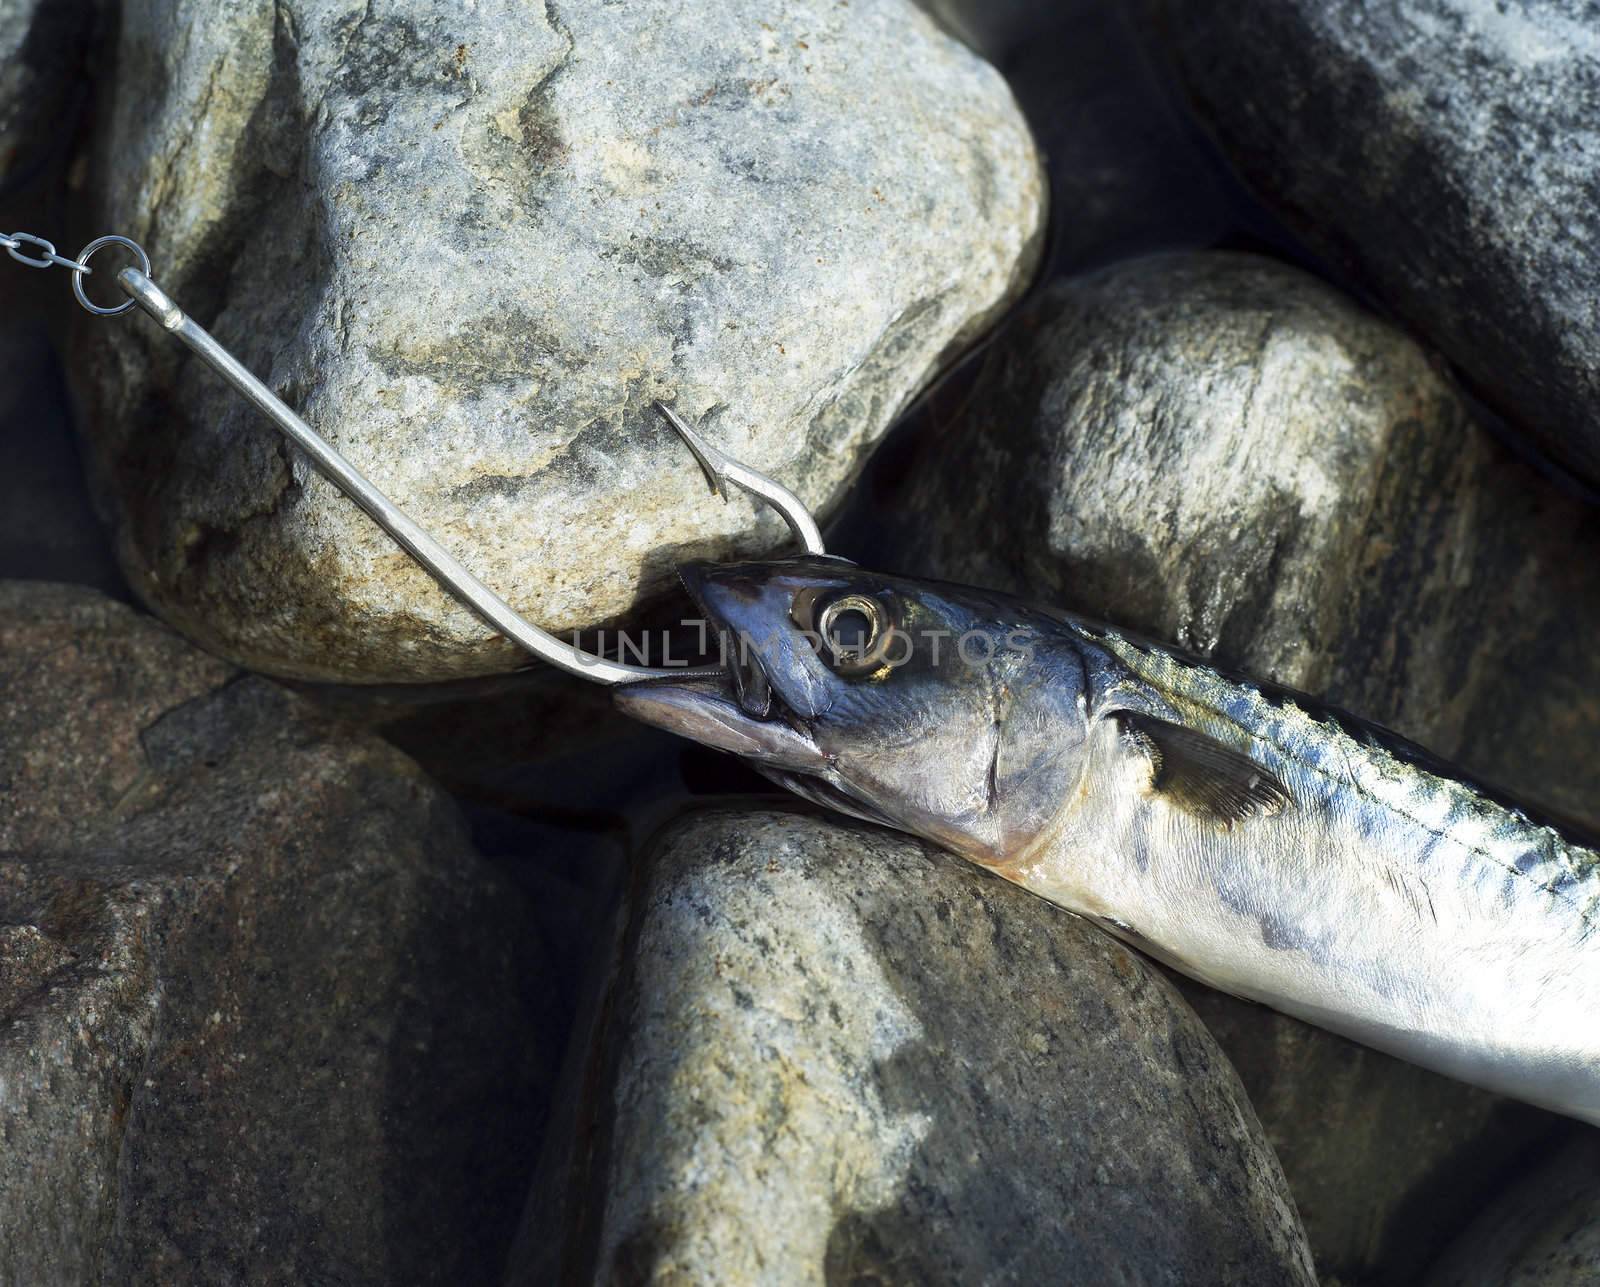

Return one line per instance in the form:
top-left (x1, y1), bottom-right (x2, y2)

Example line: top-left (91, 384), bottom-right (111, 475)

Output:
top-left (653, 400), bottom-right (729, 500)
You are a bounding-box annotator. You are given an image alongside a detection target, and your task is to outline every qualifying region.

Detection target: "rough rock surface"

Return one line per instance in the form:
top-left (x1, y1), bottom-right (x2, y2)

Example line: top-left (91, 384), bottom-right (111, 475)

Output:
top-left (515, 810), bottom-right (1316, 1285)
top-left (878, 250), bottom-right (1600, 1280)
top-left (1424, 1134), bottom-right (1600, 1286)
top-left (74, 0), bottom-right (1043, 683)
top-left (0, 582), bottom-right (554, 1285)
top-left (1137, 0), bottom-right (1600, 485)
top-left (0, 0), bottom-right (97, 183)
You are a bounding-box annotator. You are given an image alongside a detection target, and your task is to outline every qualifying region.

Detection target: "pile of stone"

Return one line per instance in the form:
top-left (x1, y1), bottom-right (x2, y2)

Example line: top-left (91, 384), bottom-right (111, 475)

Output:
top-left (3, 0), bottom-right (1596, 1281)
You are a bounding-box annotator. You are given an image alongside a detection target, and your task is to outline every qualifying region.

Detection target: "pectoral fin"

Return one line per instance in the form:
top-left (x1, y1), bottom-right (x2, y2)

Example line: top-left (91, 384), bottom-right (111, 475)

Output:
top-left (1116, 713), bottom-right (1292, 826)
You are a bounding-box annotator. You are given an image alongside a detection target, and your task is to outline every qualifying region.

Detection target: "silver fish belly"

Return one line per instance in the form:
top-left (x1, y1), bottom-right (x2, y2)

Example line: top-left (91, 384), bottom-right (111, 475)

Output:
top-left (1003, 627), bottom-right (1600, 1124)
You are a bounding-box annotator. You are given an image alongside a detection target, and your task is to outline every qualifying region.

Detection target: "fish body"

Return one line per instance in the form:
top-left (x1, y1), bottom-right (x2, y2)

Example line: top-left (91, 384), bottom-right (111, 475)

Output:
top-left (1016, 628), bottom-right (1600, 1123)
top-left (617, 557), bottom-right (1600, 1123)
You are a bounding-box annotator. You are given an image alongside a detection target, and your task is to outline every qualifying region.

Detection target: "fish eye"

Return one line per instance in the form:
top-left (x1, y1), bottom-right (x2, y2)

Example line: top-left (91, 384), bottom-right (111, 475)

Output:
top-left (826, 603), bottom-right (874, 653)
top-left (816, 593), bottom-right (893, 676)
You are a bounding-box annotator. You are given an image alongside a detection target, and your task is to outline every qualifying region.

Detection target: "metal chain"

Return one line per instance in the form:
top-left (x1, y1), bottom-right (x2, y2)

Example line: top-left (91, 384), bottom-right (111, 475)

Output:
top-left (3, 230), bottom-right (150, 316)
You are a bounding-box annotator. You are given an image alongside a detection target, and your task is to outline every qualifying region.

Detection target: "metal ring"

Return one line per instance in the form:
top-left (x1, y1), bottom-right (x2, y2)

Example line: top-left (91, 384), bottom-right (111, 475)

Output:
top-left (73, 235), bottom-right (151, 317)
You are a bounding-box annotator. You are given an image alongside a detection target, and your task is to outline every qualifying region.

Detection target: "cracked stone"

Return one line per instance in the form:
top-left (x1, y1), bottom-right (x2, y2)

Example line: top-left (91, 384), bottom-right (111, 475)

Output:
top-left (0, 582), bottom-right (557, 1285)
top-left (71, 0), bottom-right (1044, 682)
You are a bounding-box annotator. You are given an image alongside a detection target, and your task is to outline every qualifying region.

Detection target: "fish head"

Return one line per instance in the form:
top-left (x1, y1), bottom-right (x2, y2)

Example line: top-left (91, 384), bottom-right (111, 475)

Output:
top-left (615, 557), bottom-right (1091, 864)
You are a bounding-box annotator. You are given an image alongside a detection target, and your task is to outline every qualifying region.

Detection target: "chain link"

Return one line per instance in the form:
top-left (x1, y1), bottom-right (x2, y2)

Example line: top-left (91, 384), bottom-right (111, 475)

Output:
top-left (4, 229), bottom-right (151, 317)
top-left (3, 231), bottom-right (91, 273)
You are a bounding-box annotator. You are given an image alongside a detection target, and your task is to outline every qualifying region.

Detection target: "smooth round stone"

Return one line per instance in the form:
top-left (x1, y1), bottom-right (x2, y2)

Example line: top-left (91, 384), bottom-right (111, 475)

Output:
top-left (0, 582), bottom-right (554, 1284)
top-left (73, 0), bottom-right (1044, 681)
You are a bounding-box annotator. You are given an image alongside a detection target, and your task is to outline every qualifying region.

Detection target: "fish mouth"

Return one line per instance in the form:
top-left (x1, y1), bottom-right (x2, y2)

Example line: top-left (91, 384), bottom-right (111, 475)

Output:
top-left (679, 562), bottom-right (775, 720)
top-left (611, 564), bottom-right (827, 772)
top-left (613, 674), bottom-right (827, 771)
top-left (615, 562), bottom-right (907, 834)
top-left (614, 671), bottom-right (901, 831)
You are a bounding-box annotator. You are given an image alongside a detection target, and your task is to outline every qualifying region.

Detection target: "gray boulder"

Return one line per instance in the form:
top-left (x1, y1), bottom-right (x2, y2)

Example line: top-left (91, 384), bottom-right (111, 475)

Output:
top-left (0, 582), bottom-right (555, 1285)
top-left (73, 0), bottom-right (1043, 682)
top-left (1136, 0), bottom-right (1600, 485)
top-left (516, 810), bottom-right (1316, 1285)
top-left (878, 250), bottom-right (1600, 1280)
top-left (1425, 1134), bottom-right (1600, 1286)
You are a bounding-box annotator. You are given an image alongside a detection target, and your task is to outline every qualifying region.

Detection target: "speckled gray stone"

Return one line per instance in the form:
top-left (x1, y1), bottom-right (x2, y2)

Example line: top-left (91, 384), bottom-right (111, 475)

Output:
top-left (516, 810), bottom-right (1316, 1285)
top-left (72, 0), bottom-right (1043, 683)
top-left (878, 249), bottom-right (1600, 1281)
top-left (1136, 0), bottom-right (1600, 485)
top-left (889, 252), bottom-right (1479, 685)
top-left (1425, 1135), bottom-right (1600, 1286)
top-left (0, 582), bottom-right (554, 1285)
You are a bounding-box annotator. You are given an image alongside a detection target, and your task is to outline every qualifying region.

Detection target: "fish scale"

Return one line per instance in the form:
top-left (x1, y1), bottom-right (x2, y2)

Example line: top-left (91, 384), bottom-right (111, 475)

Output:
top-left (619, 557), bottom-right (1600, 1125)
top-left (1090, 627), bottom-right (1600, 942)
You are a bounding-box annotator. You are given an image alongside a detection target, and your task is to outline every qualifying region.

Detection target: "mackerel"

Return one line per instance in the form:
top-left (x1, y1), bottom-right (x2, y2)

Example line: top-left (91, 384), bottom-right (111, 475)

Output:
top-left (618, 556), bottom-right (1600, 1124)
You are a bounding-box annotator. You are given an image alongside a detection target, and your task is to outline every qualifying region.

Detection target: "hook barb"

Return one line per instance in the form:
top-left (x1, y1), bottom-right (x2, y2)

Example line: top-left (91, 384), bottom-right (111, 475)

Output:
top-left (652, 400), bottom-right (828, 556)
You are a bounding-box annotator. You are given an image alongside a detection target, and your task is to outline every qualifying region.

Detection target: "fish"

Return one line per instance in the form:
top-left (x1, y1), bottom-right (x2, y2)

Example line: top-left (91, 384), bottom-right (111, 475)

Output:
top-left (616, 555), bottom-right (1600, 1125)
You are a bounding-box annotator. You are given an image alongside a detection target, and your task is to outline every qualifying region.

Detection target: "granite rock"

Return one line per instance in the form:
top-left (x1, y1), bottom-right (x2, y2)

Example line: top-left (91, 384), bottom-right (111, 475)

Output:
top-left (1137, 0), bottom-right (1600, 484)
top-left (1424, 1134), bottom-right (1600, 1286)
top-left (516, 809), bottom-right (1315, 1285)
top-left (0, 582), bottom-right (555, 1285)
top-left (74, 0), bottom-right (1043, 682)
top-left (879, 249), bottom-right (1600, 1280)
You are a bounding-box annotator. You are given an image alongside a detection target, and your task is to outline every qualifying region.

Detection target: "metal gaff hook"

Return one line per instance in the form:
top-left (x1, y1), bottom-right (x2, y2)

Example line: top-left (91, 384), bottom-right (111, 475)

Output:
top-left (95, 259), bottom-right (826, 687)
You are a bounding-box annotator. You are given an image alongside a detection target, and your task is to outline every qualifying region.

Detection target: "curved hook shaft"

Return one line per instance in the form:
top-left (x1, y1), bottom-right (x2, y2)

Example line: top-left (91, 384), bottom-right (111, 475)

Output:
top-left (116, 268), bottom-right (718, 687)
top-left (652, 402), bottom-right (827, 555)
